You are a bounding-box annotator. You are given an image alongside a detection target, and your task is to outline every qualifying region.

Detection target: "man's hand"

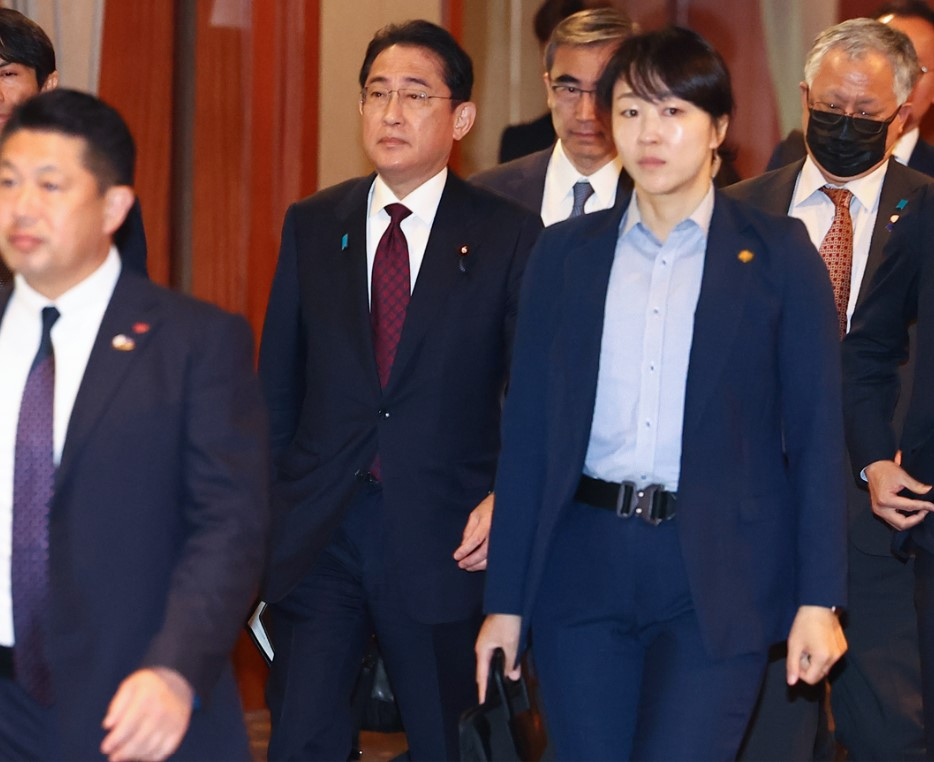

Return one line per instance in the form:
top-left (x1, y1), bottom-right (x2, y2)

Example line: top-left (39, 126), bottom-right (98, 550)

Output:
top-left (865, 457), bottom-right (933, 531)
top-left (454, 493), bottom-right (494, 571)
top-left (786, 605), bottom-right (847, 686)
top-left (475, 613), bottom-right (522, 702)
top-left (100, 667), bottom-right (194, 762)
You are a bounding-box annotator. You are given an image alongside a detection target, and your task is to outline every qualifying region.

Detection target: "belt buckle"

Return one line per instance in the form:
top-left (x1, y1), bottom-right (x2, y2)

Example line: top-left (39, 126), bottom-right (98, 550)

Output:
top-left (615, 481), bottom-right (636, 518)
top-left (635, 484), bottom-right (674, 526)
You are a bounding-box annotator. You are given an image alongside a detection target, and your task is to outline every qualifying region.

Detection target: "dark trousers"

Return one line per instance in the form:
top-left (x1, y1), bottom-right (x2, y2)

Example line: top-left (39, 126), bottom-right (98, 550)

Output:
top-left (530, 501), bottom-right (766, 761)
top-left (266, 486), bottom-right (482, 761)
top-left (914, 549), bottom-right (934, 760)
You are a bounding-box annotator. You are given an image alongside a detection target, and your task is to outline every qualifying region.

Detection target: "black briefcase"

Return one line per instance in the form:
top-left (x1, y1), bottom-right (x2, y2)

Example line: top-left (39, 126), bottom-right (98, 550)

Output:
top-left (459, 649), bottom-right (548, 762)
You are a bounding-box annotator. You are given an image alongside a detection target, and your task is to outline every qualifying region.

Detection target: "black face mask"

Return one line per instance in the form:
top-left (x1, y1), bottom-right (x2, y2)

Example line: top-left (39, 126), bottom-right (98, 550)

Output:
top-left (805, 107), bottom-right (896, 178)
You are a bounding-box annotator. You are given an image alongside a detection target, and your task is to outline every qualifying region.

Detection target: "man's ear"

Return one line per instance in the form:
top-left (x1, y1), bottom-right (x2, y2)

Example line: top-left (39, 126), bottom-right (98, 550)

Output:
top-left (41, 71), bottom-right (59, 92)
top-left (453, 102), bottom-right (477, 141)
top-left (102, 185), bottom-right (135, 236)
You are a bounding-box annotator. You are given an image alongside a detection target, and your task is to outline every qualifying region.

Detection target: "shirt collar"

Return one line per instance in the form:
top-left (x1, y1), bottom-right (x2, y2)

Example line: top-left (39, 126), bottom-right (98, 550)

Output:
top-left (621, 182), bottom-right (716, 240)
top-left (13, 246), bottom-right (122, 316)
top-left (794, 156), bottom-right (888, 215)
top-left (370, 167), bottom-right (448, 227)
top-left (892, 127), bottom-right (919, 166)
top-left (551, 140), bottom-right (623, 207)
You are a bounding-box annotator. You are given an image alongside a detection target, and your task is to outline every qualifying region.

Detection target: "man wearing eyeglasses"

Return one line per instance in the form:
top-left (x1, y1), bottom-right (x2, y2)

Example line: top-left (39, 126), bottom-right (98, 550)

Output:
top-left (258, 19), bottom-right (541, 762)
top-left (728, 17), bottom-right (930, 761)
top-left (471, 8), bottom-right (632, 224)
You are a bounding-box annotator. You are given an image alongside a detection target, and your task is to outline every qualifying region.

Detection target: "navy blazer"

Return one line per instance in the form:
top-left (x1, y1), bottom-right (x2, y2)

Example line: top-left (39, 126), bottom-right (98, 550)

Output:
top-left (259, 172), bottom-right (542, 623)
top-left (844, 182), bottom-right (934, 553)
top-left (484, 191), bottom-right (847, 660)
top-left (0, 270), bottom-right (268, 759)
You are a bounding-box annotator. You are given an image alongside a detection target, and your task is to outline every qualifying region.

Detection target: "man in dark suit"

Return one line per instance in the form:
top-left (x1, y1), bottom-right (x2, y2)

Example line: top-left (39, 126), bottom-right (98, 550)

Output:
top-left (843, 180), bottom-right (934, 759)
top-left (767, 2), bottom-right (934, 176)
top-left (728, 17), bottom-right (929, 760)
top-left (473, 8), bottom-right (631, 224)
top-left (0, 90), bottom-right (267, 760)
top-left (0, 8), bottom-right (147, 289)
top-left (259, 20), bottom-right (542, 761)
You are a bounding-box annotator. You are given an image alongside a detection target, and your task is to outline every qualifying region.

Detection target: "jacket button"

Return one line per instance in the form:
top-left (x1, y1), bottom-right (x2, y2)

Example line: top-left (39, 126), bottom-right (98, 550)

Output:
top-left (377, 408), bottom-right (390, 419)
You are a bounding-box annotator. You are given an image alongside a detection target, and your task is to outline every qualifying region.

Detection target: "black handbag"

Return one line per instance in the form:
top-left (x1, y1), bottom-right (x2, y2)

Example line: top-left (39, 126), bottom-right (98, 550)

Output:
top-left (459, 649), bottom-right (548, 762)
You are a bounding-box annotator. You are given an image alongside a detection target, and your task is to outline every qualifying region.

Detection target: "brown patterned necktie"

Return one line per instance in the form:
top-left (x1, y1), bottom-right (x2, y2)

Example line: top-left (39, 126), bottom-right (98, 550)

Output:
top-left (818, 186), bottom-right (853, 339)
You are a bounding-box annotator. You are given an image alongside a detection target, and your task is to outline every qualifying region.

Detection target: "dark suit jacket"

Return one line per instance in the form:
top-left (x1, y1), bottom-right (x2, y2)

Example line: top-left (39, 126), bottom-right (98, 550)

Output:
top-left (844, 182), bottom-right (934, 553)
top-left (498, 112), bottom-right (555, 164)
top-left (259, 172), bottom-right (542, 623)
top-left (726, 158), bottom-right (933, 555)
top-left (484, 191), bottom-right (847, 660)
top-left (469, 147), bottom-right (633, 219)
top-left (766, 128), bottom-right (934, 177)
top-left (0, 200), bottom-right (148, 286)
top-left (0, 270), bottom-right (268, 759)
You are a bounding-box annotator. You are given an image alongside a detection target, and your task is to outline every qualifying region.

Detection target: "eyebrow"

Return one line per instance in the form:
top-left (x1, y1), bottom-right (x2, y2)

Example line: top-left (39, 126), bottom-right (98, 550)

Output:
top-left (552, 74), bottom-right (583, 85)
top-left (366, 75), bottom-right (433, 89)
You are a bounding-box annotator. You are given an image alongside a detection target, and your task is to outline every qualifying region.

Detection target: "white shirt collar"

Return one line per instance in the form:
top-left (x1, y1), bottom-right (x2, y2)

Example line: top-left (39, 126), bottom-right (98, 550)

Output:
top-left (13, 246), bottom-right (122, 316)
top-left (369, 168), bottom-right (448, 227)
top-left (794, 156), bottom-right (888, 216)
top-left (892, 127), bottom-right (920, 166)
top-left (550, 140), bottom-right (623, 208)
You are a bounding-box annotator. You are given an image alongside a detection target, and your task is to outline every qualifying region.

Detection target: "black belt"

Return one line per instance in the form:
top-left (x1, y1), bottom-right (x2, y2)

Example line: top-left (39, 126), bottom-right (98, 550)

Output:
top-left (0, 646), bottom-right (12, 680)
top-left (575, 475), bottom-right (677, 525)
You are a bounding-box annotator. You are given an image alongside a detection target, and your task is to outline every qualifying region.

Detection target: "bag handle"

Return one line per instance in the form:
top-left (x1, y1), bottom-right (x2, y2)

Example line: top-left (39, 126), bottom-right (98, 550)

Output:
top-left (487, 648), bottom-right (530, 721)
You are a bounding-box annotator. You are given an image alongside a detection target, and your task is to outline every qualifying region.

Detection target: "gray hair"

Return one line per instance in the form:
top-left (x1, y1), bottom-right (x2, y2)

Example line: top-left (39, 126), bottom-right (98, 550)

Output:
top-left (804, 18), bottom-right (920, 104)
top-left (543, 7), bottom-right (635, 73)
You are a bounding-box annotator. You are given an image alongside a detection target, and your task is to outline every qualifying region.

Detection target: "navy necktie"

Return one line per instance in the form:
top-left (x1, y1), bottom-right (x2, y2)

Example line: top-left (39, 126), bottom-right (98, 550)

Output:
top-left (570, 180), bottom-right (595, 218)
top-left (12, 305), bottom-right (60, 705)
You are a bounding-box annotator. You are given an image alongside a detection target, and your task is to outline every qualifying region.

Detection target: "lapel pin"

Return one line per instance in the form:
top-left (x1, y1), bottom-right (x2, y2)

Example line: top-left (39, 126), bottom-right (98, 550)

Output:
top-left (341, 233), bottom-right (349, 251)
top-left (458, 244), bottom-right (470, 273)
top-left (897, 198), bottom-right (908, 210)
top-left (112, 334), bottom-right (136, 351)
top-left (738, 249), bottom-right (755, 264)
top-left (132, 322), bottom-right (150, 334)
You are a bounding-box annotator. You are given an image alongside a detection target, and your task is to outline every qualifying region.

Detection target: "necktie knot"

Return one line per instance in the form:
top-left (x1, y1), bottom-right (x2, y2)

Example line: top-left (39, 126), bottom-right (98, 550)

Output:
top-left (570, 181), bottom-right (595, 219)
top-left (820, 186), bottom-right (852, 211)
top-left (36, 306), bottom-right (60, 363)
top-left (384, 203), bottom-right (412, 226)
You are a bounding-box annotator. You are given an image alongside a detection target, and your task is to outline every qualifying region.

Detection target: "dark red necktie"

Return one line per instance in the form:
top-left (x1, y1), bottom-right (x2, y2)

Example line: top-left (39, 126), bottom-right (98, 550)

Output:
top-left (818, 186), bottom-right (853, 339)
top-left (12, 305), bottom-right (59, 706)
top-left (371, 203), bottom-right (412, 387)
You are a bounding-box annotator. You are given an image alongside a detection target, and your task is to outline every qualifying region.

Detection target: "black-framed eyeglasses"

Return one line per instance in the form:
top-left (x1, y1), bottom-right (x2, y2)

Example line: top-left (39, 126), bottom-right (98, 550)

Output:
top-left (808, 101), bottom-right (900, 137)
top-left (360, 87), bottom-right (455, 110)
top-left (550, 84), bottom-right (598, 104)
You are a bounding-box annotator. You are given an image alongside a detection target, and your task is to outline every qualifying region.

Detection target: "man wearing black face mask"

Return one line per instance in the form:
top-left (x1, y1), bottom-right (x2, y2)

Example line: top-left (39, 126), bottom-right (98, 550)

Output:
top-left (728, 17), bottom-right (931, 762)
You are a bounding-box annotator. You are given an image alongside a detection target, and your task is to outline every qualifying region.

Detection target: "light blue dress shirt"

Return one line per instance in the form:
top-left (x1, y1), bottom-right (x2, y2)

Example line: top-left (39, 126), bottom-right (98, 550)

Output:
top-left (583, 186), bottom-right (714, 491)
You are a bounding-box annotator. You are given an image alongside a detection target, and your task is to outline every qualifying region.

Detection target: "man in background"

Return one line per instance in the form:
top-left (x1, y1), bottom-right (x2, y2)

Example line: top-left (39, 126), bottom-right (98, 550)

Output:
top-left (472, 7), bottom-right (632, 224)
top-left (728, 18), bottom-right (929, 760)
top-left (0, 7), bottom-right (146, 287)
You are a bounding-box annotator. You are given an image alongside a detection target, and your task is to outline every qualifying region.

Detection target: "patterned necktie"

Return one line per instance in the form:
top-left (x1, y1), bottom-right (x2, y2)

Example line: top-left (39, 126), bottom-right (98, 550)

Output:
top-left (371, 203), bottom-right (412, 388)
top-left (12, 305), bottom-right (60, 706)
top-left (818, 186), bottom-right (853, 339)
top-left (570, 180), bottom-right (595, 218)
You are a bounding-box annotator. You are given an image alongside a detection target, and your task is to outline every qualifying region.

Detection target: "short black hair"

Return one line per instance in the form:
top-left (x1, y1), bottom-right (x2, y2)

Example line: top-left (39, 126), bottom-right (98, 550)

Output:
top-left (876, 0), bottom-right (934, 30)
top-left (358, 19), bottom-right (473, 103)
top-left (533, 0), bottom-right (616, 45)
top-left (1, 89), bottom-right (135, 191)
top-left (0, 8), bottom-right (56, 88)
top-left (597, 26), bottom-right (733, 120)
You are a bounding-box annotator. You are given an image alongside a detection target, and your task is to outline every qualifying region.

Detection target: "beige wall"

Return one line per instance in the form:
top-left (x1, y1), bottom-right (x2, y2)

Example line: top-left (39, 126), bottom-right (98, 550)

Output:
top-left (318, 0), bottom-right (443, 188)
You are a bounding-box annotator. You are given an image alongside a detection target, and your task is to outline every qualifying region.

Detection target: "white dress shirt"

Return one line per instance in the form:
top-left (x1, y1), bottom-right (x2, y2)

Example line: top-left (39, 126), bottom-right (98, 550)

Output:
top-left (789, 157), bottom-right (889, 332)
top-left (540, 141), bottom-right (623, 226)
top-left (366, 169), bottom-right (447, 303)
top-left (0, 247), bottom-right (121, 646)
top-left (584, 186), bottom-right (714, 491)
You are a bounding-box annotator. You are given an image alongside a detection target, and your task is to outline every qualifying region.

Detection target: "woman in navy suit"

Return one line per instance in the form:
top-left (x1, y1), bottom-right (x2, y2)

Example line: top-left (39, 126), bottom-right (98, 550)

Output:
top-left (476, 27), bottom-right (848, 760)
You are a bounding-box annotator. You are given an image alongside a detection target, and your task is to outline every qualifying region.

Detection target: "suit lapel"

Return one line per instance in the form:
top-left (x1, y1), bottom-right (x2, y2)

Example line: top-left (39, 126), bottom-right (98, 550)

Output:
top-left (333, 177), bottom-right (380, 387)
top-left (384, 174), bottom-right (475, 392)
top-left (54, 274), bottom-right (161, 492)
top-left (683, 194), bottom-right (755, 433)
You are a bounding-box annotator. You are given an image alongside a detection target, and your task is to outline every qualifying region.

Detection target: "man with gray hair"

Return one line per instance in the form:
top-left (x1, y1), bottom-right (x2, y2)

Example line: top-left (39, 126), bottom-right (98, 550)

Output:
top-left (471, 7), bottom-right (633, 224)
top-left (728, 17), bottom-right (930, 760)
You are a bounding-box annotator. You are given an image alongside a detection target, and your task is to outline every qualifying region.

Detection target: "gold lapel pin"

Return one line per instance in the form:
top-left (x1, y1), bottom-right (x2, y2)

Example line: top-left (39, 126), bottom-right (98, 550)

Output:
top-left (112, 334), bottom-right (136, 351)
top-left (738, 249), bottom-right (755, 263)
